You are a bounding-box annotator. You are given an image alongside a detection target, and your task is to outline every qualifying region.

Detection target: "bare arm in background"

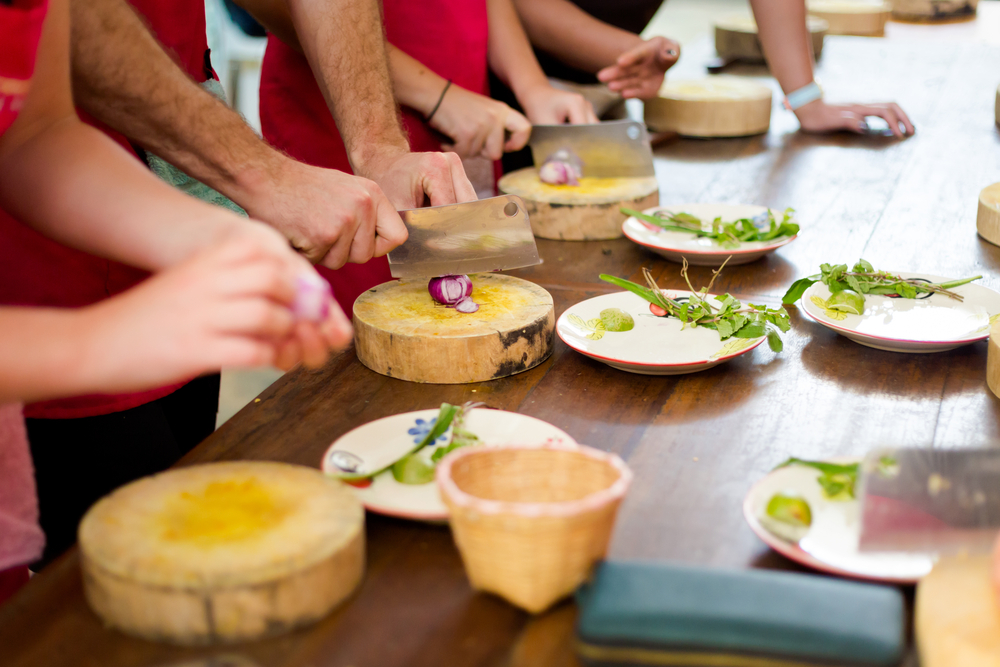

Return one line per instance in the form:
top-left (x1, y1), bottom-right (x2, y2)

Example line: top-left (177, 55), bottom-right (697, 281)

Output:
top-left (511, 0), bottom-right (679, 100)
top-left (246, 0), bottom-right (476, 207)
top-left (750, 0), bottom-right (914, 136)
top-left (486, 0), bottom-right (596, 123)
top-left (70, 0), bottom-right (406, 268)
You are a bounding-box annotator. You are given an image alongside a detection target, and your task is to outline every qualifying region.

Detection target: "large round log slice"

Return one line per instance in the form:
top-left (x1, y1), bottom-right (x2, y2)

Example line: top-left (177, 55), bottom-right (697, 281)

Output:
top-left (715, 14), bottom-right (827, 62)
top-left (353, 273), bottom-right (554, 383)
top-left (79, 462), bottom-right (364, 645)
top-left (892, 0), bottom-right (977, 21)
top-left (498, 168), bottom-right (659, 241)
top-left (644, 77), bottom-right (772, 138)
top-left (807, 0), bottom-right (892, 36)
top-left (977, 182), bottom-right (1000, 247)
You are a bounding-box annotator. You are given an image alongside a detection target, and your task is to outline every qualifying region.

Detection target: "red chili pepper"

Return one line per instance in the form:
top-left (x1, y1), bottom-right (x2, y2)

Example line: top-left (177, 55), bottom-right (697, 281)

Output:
top-left (649, 303), bottom-right (667, 317)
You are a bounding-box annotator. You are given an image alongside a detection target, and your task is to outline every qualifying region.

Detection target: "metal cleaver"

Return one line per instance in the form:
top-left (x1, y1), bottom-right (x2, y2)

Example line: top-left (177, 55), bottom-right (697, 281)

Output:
top-left (386, 195), bottom-right (540, 280)
top-left (528, 119), bottom-right (655, 179)
top-left (858, 447), bottom-right (1000, 555)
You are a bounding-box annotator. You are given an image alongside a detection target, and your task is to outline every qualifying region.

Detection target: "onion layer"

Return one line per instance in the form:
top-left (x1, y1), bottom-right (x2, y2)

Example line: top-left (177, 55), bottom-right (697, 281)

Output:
top-left (428, 275), bottom-right (479, 314)
top-left (293, 272), bottom-right (332, 321)
top-left (538, 149), bottom-right (583, 186)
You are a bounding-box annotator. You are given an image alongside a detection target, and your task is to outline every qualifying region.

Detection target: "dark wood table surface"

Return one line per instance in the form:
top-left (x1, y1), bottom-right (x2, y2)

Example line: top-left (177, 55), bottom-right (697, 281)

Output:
top-left (3, 23), bottom-right (1000, 667)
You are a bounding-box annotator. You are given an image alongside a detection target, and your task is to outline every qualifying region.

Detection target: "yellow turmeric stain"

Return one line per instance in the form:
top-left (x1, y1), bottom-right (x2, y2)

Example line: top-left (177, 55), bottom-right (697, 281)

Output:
top-left (158, 478), bottom-right (290, 546)
top-left (500, 168), bottom-right (657, 205)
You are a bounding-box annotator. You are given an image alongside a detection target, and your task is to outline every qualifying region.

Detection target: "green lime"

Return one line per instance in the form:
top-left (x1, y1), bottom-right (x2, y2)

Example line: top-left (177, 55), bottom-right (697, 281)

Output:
top-left (765, 492), bottom-right (812, 527)
top-left (391, 453), bottom-right (436, 485)
top-left (826, 289), bottom-right (865, 315)
top-left (600, 308), bottom-right (635, 332)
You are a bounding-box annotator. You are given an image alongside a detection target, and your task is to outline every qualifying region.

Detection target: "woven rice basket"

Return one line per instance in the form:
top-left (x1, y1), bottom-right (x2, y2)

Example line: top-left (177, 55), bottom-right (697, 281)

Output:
top-left (437, 443), bottom-right (632, 613)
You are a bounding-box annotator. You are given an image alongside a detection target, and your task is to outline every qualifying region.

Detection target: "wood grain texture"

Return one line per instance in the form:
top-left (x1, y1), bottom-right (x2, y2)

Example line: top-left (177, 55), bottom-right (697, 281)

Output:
top-left (353, 274), bottom-right (554, 383)
top-left (3, 32), bottom-right (1000, 667)
top-left (498, 168), bottom-right (660, 240)
top-left (714, 15), bottom-right (827, 62)
top-left (978, 182), bottom-right (1000, 246)
top-left (892, 0), bottom-right (978, 21)
top-left (807, 1), bottom-right (892, 36)
top-left (644, 78), bottom-right (772, 137)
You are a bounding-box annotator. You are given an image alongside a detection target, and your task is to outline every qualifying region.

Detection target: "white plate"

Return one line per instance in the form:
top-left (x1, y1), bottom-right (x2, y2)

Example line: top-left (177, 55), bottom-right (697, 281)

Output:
top-left (799, 272), bottom-right (1000, 353)
top-left (321, 409), bottom-right (576, 521)
top-left (622, 203), bottom-right (798, 266)
top-left (556, 290), bottom-right (766, 375)
top-left (743, 461), bottom-right (934, 583)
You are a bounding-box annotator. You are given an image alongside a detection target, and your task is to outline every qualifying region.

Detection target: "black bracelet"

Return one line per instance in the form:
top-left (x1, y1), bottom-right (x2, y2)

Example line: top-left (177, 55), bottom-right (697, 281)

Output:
top-left (425, 79), bottom-right (452, 123)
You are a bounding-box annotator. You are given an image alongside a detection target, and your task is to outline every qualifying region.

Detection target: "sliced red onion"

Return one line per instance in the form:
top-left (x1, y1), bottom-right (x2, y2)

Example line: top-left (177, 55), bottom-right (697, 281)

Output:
top-left (428, 275), bottom-right (473, 306)
top-left (293, 272), bottom-right (332, 321)
top-left (539, 149), bottom-right (582, 186)
top-left (455, 297), bottom-right (479, 313)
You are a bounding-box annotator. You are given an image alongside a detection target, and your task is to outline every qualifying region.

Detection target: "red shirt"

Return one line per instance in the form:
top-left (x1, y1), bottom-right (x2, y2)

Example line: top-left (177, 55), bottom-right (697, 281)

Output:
top-left (0, 0), bottom-right (211, 419)
top-left (259, 0), bottom-right (490, 311)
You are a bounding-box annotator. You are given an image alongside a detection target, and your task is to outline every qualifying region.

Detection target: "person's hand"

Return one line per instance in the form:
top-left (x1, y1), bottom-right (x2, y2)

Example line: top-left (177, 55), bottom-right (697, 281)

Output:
top-left (597, 36), bottom-right (680, 100)
top-left (357, 147), bottom-right (478, 209)
top-left (430, 85), bottom-right (532, 160)
top-left (519, 84), bottom-right (598, 125)
top-left (794, 100), bottom-right (915, 138)
top-left (81, 233), bottom-right (352, 391)
top-left (244, 159), bottom-right (408, 270)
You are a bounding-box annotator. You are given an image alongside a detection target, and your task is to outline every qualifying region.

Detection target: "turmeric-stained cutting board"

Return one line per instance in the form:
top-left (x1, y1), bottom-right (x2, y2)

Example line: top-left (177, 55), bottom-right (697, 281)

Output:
top-left (807, 0), bottom-right (892, 36)
top-left (79, 462), bottom-right (364, 645)
top-left (498, 168), bottom-right (659, 241)
top-left (644, 77), bottom-right (772, 138)
top-left (916, 555), bottom-right (1000, 667)
top-left (715, 14), bottom-right (827, 62)
top-left (353, 273), bottom-right (554, 383)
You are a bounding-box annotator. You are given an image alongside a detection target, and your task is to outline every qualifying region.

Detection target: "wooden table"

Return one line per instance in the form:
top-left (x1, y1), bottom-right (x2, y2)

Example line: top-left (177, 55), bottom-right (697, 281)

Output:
top-left (3, 25), bottom-right (1000, 667)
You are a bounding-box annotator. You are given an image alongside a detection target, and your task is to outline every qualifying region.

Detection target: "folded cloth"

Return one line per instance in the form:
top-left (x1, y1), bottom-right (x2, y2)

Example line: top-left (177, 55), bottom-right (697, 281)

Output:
top-left (145, 79), bottom-right (248, 216)
top-left (0, 403), bottom-right (44, 572)
top-left (576, 560), bottom-right (904, 667)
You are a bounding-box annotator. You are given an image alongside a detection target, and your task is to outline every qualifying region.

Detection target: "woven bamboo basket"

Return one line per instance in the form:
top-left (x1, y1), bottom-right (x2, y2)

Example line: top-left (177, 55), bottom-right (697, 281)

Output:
top-left (437, 443), bottom-right (632, 613)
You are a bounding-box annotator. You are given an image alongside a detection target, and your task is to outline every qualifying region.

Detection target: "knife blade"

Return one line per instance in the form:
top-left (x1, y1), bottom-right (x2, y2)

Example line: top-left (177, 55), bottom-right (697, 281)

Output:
top-left (858, 447), bottom-right (1000, 555)
top-left (529, 119), bottom-right (655, 179)
top-left (386, 195), bottom-right (540, 280)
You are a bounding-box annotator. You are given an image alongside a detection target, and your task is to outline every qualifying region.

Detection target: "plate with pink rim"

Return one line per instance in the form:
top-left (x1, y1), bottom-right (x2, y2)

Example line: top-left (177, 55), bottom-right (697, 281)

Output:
top-left (743, 459), bottom-right (934, 583)
top-left (556, 290), bottom-right (767, 375)
top-left (798, 272), bottom-right (1000, 353)
top-left (622, 203), bottom-right (798, 266)
top-left (321, 408), bottom-right (576, 521)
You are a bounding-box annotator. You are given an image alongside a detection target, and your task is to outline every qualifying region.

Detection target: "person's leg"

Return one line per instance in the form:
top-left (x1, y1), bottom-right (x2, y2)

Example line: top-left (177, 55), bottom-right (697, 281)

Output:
top-left (26, 374), bottom-right (219, 569)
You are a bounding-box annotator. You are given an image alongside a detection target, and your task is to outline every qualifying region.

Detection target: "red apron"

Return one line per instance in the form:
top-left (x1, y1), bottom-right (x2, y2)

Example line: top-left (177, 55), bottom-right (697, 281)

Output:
top-left (259, 0), bottom-right (489, 311)
top-left (0, 0), bottom-right (212, 419)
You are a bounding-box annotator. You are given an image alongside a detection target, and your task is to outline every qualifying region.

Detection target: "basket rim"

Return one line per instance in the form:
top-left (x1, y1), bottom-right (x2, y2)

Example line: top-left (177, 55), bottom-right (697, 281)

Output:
top-left (435, 442), bottom-right (633, 518)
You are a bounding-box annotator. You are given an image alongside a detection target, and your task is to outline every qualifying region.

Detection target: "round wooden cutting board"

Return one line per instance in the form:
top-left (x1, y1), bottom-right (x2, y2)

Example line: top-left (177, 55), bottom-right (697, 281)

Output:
top-left (644, 77), bottom-right (772, 138)
top-left (977, 182), bottom-right (1000, 246)
top-left (715, 14), bottom-right (828, 62)
top-left (498, 168), bottom-right (659, 240)
top-left (79, 462), bottom-right (364, 645)
top-left (353, 273), bottom-right (555, 383)
top-left (807, 0), bottom-right (892, 36)
top-left (892, 0), bottom-right (978, 21)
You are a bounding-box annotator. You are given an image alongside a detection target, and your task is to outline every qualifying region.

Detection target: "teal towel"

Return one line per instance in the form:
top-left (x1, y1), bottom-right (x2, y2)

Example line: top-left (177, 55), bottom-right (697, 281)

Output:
top-left (576, 560), bottom-right (905, 667)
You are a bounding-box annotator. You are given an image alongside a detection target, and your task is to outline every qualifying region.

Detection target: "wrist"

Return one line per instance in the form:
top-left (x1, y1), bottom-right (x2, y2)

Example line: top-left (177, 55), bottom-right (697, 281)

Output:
top-left (349, 140), bottom-right (409, 181)
top-left (228, 149), bottom-right (294, 220)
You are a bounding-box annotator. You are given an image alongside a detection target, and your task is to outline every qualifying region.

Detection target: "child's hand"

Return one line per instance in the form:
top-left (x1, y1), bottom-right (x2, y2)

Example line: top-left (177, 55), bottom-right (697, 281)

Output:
top-left (80, 234), bottom-right (351, 392)
top-left (795, 101), bottom-right (914, 138)
top-left (597, 36), bottom-right (680, 100)
top-left (431, 85), bottom-right (532, 160)
top-left (520, 85), bottom-right (598, 125)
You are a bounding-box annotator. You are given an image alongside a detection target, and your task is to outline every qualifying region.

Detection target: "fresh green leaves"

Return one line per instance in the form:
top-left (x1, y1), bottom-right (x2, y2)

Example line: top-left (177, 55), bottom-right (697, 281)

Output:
top-left (622, 207), bottom-right (799, 249)
top-left (600, 260), bottom-right (790, 353)
top-left (774, 458), bottom-right (859, 501)
top-left (782, 259), bottom-right (982, 306)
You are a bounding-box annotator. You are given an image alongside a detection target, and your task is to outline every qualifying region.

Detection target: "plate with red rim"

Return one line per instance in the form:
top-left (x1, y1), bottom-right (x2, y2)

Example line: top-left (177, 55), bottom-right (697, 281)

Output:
top-left (798, 272), bottom-right (1000, 353)
top-left (743, 459), bottom-right (934, 583)
top-left (622, 203), bottom-right (798, 266)
top-left (321, 408), bottom-right (576, 521)
top-left (556, 290), bottom-right (767, 375)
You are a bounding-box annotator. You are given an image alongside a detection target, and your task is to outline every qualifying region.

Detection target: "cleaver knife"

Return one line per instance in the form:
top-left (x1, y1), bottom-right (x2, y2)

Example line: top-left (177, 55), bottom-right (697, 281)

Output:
top-left (386, 195), bottom-right (540, 280)
top-left (858, 447), bottom-right (1000, 555)
top-left (529, 119), bottom-right (655, 179)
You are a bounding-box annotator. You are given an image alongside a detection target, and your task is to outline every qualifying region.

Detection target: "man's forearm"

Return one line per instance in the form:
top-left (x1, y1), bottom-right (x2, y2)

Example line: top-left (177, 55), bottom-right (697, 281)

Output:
top-left (287, 0), bottom-right (408, 174)
top-left (511, 0), bottom-right (640, 75)
top-left (70, 0), bottom-right (290, 212)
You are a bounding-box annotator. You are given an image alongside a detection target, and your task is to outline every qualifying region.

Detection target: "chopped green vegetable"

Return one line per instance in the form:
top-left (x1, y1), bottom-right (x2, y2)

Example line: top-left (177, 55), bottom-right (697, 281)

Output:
top-left (622, 207), bottom-right (799, 249)
top-left (782, 259), bottom-right (982, 306)
top-left (774, 458), bottom-right (859, 501)
top-left (600, 258), bottom-right (790, 352)
top-left (766, 492), bottom-right (812, 527)
top-left (392, 453), bottom-right (436, 485)
top-left (600, 308), bottom-right (635, 332)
